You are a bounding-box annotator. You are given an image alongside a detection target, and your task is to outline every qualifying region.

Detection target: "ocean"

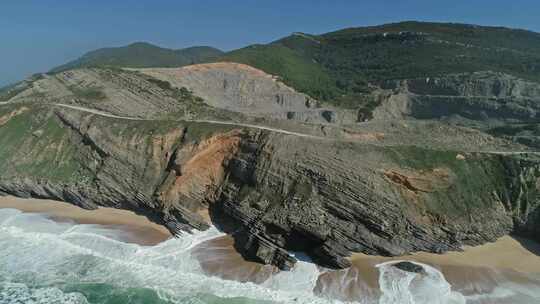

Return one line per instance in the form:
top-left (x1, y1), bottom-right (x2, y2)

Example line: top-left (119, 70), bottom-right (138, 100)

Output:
top-left (1, 208), bottom-right (540, 304)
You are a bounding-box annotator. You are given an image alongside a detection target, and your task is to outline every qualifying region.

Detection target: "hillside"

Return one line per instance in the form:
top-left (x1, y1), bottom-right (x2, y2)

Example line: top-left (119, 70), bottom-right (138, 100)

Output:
top-left (1, 21), bottom-right (540, 272)
top-left (1, 64), bottom-right (540, 271)
top-left (51, 42), bottom-right (223, 72)
top-left (217, 21), bottom-right (540, 108)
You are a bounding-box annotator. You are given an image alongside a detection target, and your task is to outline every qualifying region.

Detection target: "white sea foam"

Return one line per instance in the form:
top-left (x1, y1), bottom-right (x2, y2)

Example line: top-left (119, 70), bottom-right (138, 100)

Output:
top-left (376, 261), bottom-right (465, 304)
top-left (0, 209), bottom-right (331, 304)
top-left (0, 282), bottom-right (88, 304)
top-left (464, 281), bottom-right (540, 304)
top-left (1, 208), bottom-right (540, 304)
top-left (262, 252), bottom-right (320, 293)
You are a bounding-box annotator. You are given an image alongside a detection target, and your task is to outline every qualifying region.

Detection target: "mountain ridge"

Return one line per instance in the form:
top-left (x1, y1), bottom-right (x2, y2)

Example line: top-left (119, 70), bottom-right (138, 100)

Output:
top-left (50, 42), bottom-right (224, 73)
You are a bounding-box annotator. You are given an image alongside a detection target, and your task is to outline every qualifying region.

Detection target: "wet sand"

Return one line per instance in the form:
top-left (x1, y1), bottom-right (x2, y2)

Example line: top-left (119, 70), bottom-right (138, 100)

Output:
top-left (192, 232), bottom-right (540, 302)
top-left (0, 196), bottom-right (172, 246)
top-left (191, 235), bottom-right (279, 284)
top-left (3, 195), bottom-right (540, 302)
top-left (350, 236), bottom-right (540, 274)
top-left (331, 237), bottom-right (540, 301)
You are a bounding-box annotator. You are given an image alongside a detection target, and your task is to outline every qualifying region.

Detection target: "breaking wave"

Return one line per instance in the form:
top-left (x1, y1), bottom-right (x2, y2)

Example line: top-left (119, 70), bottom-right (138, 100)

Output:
top-left (1, 208), bottom-right (539, 304)
top-left (376, 261), bottom-right (465, 304)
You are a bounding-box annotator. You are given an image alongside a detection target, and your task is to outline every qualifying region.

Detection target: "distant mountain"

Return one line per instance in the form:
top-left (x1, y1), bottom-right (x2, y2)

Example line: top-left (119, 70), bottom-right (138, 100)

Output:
top-left (50, 42), bottom-right (223, 72)
top-left (217, 21), bottom-right (540, 107)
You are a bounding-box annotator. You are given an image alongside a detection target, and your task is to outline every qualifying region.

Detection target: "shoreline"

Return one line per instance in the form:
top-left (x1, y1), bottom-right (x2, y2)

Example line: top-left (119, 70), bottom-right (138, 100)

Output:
top-left (3, 194), bottom-right (539, 273)
top-left (2, 195), bottom-right (540, 302)
top-left (349, 235), bottom-right (540, 275)
top-left (0, 195), bottom-right (172, 246)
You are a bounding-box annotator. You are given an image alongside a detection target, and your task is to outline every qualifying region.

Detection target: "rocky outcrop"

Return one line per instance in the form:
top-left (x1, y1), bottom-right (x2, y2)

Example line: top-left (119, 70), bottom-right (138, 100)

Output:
top-left (369, 72), bottom-right (540, 149)
top-left (210, 134), bottom-right (540, 269)
top-left (375, 72), bottom-right (540, 123)
top-left (393, 262), bottom-right (424, 273)
top-left (5, 68), bottom-right (238, 122)
top-left (0, 104), bottom-right (539, 271)
top-left (500, 156), bottom-right (540, 242)
top-left (136, 63), bottom-right (351, 124)
top-left (2, 64), bottom-right (540, 273)
top-left (0, 105), bottom-right (238, 234)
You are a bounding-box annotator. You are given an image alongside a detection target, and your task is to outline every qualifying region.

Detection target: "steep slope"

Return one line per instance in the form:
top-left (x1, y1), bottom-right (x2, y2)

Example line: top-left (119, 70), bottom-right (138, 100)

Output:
top-left (220, 44), bottom-right (338, 101)
top-left (51, 42), bottom-right (223, 73)
top-left (216, 21), bottom-right (540, 109)
top-left (0, 103), bottom-right (539, 271)
top-left (136, 63), bottom-right (343, 123)
top-left (372, 71), bottom-right (540, 121)
top-left (3, 68), bottom-right (240, 121)
top-left (214, 21), bottom-right (540, 145)
top-left (2, 21), bottom-right (540, 272)
top-left (366, 71), bottom-right (540, 147)
top-left (3, 67), bottom-right (525, 151)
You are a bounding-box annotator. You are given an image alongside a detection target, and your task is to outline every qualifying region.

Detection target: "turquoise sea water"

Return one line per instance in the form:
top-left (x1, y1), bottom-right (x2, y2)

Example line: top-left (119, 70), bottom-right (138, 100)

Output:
top-left (0, 281), bottom-right (267, 304)
top-left (1, 208), bottom-right (540, 304)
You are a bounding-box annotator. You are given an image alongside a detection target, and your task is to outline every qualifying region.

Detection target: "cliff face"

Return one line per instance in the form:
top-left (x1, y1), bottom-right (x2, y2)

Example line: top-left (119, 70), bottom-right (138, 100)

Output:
top-left (375, 72), bottom-right (540, 123)
top-left (3, 21), bottom-right (540, 274)
top-left (136, 63), bottom-right (340, 124)
top-left (0, 104), bottom-right (236, 232)
top-left (1, 103), bottom-right (538, 271)
top-left (366, 72), bottom-right (540, 150)
top-left (215, 137), bottom-right (540, 269)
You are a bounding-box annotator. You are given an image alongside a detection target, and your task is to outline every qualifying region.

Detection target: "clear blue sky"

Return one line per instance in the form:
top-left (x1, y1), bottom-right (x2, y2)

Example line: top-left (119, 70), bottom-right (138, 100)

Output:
top-left (1, 0), bottom-right (539, 86)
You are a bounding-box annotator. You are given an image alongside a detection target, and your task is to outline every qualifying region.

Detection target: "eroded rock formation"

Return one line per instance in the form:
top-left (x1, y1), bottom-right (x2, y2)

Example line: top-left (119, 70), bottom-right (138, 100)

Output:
top-left (3, 103), bottom-right (539, 270)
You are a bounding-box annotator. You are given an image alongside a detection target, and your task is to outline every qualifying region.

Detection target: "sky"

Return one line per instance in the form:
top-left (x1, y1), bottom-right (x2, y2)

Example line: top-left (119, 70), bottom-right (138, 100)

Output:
top-left (1, 0), bottom-right (539, 87)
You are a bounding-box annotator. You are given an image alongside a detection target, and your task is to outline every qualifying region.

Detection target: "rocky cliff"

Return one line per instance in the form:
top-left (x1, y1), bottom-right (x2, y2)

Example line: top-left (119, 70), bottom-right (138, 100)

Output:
top-left (136, 63), bottom-right (343, 124)
top-left (3, 21), bottom-right (540, 272)
top-left (215, 137), bottom-right (540, 269)
top-left (0, 100), bottom-right (539, 271)
top-left (373, 72), bottom-right (540, 122)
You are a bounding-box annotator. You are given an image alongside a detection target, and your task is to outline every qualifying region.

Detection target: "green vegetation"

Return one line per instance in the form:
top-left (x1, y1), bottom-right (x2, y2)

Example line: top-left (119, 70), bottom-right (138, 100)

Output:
top-left (38, 21), bottom-right (540, 115)
top-left (144, 77), bottom-right (203, 103)
top-left (488, 123), bottom-right (540, 137)
top-left (0, 85), bottom-right (22, 102)
top-left (383, 145), bottom-right (510, 219)
top-left (50, 42), bottom-right (224, 73)
top-left (0, 74), bottom-right (43, 101)
top-left (68, 85), bottom-right (107, 101)
top-left (182, 121), bottom-right (237, 142)
top-left (146, 77), bottom-right (174, 91)
top-left (143, 75), bottom-right (241, 121)
top-left (213, 21), bottom-right (540, 109)
top-left (147, 78), bottom-right (204, 104)
top-left (0, 105), bottom-right (88, 182)
top-left (487, 123), bottom-right (540, 148)
top-left (220, 44), bottom-right (337, 100)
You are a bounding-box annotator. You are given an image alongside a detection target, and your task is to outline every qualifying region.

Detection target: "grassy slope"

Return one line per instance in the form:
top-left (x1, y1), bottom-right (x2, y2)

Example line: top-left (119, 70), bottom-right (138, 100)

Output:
top-left (382, 145), bottom-right (539, 223)
top-left (0, 103), bottom-right (241, 183)
top-left (219, 44), bottom-right (336, 101)
top-left (214, 21), bottom-right (540, 108)
top-left (0, 105), bottom-right (86, 182)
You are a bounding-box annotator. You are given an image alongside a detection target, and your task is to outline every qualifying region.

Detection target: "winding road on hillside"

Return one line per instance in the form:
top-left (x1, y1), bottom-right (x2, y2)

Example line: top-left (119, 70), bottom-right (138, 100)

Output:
top-left (52, 103), bottom-right (326, 139)
top-left (1, 101), bottom-right (538, 155)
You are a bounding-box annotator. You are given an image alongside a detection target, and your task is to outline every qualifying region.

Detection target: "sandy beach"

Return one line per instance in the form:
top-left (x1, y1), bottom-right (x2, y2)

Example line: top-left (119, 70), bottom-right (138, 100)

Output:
top-left (191, 230), bottom-right (540, 302)
top-left (0, 195), bottom-right (172, 246)
top-left (192, 235), bottom-right (279, 284)
top-left (3, 195), bottom-right (540, 302)
top-left (349, 236), bottom-right (540, 274)
top-left (316, 237), bottom-right (540, 301)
